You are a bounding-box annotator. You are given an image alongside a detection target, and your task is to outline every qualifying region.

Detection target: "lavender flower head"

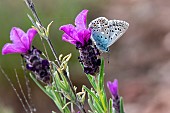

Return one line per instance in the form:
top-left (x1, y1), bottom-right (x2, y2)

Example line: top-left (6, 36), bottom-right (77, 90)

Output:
top-left (2, 27), bottom-right (37, 55)
top-left (2, 27), bottom-right (51, 84)
top-left (107, 79), bottom-right (119, 99)
top-left (59, 9), bottom-right (91, 48)
top-left (59, 9), bottom-right (101, 75)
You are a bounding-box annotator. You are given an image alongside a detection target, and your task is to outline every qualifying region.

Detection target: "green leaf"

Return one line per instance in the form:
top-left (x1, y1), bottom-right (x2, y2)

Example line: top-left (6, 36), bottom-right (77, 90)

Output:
top-left (120, 97), bottom-right (125, 113)
top-left (50, 89), bottom-right (64, 112)
top-left (98, 92), bottom-right (107, 111)
top-left (98, 58), bottom-right (105, 90)
top-left (46, 21), bottom-right (53, 37)
top-left (53, 71), bottom-right (67, 91)
top-left (109, 98), bottom-right (113, 113)
top-left (30, 74), bottom-right (54, 100)
top-left (92, 100), bottom-right (105, 113)
top-left (60, 72), bottom-right (75, 100)
top-left (86, 74), bottom-right (97, 90)
top-left (88, 92), bottom-right (104, 113)
top-left (83, 86), bottom-right (100, 104)
top-left (83, 86), bottom-right (104, 112)
top-left (95, 58), bottom-right (108, 111)
top-left (88, 93), bottom-right (97, 112)
top-left (103, 91), bottom-right (108, 110)
top-left (60, 71), bottom-right (69, 89)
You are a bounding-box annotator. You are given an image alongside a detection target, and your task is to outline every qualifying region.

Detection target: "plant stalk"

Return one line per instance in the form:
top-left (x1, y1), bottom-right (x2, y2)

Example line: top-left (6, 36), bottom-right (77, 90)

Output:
top-left (24, 0), bottom-right (86, 112)
top-left (24, 0), bottom-right (61, 66)
top-left (63, 70), bottom-right (86, 113)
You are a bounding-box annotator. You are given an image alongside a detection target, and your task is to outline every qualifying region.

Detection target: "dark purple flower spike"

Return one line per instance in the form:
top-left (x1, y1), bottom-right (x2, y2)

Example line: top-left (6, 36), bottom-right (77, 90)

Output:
top-left (59, 9), bottom-right (101, 75)
top-left (2, 27), bottom-right (51, 84)
top-left (23, 47), bottom-right (51, 84)
top-left (107, 79), bottom-right (120, 113)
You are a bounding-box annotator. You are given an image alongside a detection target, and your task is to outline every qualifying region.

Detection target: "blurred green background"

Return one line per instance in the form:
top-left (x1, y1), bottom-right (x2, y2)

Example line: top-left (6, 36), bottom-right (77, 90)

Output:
top-left (1, 0), bottom-right (170, 113)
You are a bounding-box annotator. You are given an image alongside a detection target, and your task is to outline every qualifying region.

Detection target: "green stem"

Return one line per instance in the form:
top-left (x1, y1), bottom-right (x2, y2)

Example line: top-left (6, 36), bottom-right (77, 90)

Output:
top-left (62, 70), bottom-right (86, 113)
top-left (30, 74), bottom-right (53, 100)
top-left (24, 1), bottom-right (86, 112)
top-left (24, 0), bottom-right (61, 66)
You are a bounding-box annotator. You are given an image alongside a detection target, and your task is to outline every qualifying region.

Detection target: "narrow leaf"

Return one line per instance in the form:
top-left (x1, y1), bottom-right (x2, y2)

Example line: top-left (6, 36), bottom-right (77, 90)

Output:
top-left (30, 74), bottom-right (53, 100)
top-left (83, 86), bottom-right (104, 112)
top-left (88, 93), bottom-right (97, 112)
top-left (46, 21), bottom-right (53, 37)
top-left (120, 97), bottom-right (125, 113)
top-left (83, 86), bottom-right (100, 104)
top-left (86, 74), bottom-right (97, 89)
top-left (109, 98), bottom-right (113, 113)
top-left (98, 58), bottom-right (105, 90)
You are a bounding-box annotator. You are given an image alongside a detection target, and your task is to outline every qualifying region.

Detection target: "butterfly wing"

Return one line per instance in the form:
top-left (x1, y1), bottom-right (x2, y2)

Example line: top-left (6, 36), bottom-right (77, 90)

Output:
top-left (107, 20), bottom-right (129, 47)
top-left (89, 17), bottom-right (129, 52)
top-left (89, 17), bottom-right (110, 52)
top-left (91, 31), bottom-right (109, 52)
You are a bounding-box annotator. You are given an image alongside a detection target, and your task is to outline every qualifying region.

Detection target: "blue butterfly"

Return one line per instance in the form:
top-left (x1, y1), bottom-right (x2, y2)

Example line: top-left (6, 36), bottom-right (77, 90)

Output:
top-left (89, 17), bottom-right (129, 52)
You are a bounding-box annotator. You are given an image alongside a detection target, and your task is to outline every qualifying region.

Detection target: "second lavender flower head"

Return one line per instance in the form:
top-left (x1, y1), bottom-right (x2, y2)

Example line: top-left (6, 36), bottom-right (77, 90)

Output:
top-left (59, 10), bottom-right (101, 75)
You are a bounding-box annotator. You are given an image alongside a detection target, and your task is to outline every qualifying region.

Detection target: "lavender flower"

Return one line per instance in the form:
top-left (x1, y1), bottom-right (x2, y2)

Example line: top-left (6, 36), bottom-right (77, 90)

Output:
top-left (2, 27), bottom-right (37, 55)
top-left (107, 79), bottom-right (119, 99)
top-left (59, 9), bottom-right (91, 47)
top-left (107, 79), bottom-right (120, 113)
top-left (2, 27), bottom-right (51, 84)
top-left (59, 9), bottom-right (101, 75)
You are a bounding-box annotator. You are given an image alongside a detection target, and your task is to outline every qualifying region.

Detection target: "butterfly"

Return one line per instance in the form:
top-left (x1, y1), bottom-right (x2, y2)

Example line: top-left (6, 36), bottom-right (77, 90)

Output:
top-left (89, 17), bottom-right (129, 52)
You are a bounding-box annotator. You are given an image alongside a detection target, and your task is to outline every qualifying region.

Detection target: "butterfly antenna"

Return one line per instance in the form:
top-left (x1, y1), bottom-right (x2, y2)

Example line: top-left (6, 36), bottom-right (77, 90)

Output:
top-left (21, 58), bottom-right (36, 113)
top-left (0, 66), bottom-right (29, 113)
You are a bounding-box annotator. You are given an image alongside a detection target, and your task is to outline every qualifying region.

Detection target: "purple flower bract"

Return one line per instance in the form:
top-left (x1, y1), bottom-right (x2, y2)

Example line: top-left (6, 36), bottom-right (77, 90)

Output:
top-left (2, 27), bottom-right (37, 55)
top-left (59, 9), bottom-right (91, 47)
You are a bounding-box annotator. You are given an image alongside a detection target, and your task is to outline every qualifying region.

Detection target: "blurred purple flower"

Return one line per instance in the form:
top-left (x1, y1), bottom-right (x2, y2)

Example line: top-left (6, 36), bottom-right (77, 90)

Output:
top-left (107, 79), bottom-right (119, 98)
top-left (2, 27), bottom-right (37, 55)
top-left (107, 79), bottom-right (121, 113)
top-left (59, 9), bottom-right (91, 47)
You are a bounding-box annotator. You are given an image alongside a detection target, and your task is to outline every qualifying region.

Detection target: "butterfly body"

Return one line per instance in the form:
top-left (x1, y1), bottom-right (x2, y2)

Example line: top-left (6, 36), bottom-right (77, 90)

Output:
top-left (89, 17), bottom-right (129, 52)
